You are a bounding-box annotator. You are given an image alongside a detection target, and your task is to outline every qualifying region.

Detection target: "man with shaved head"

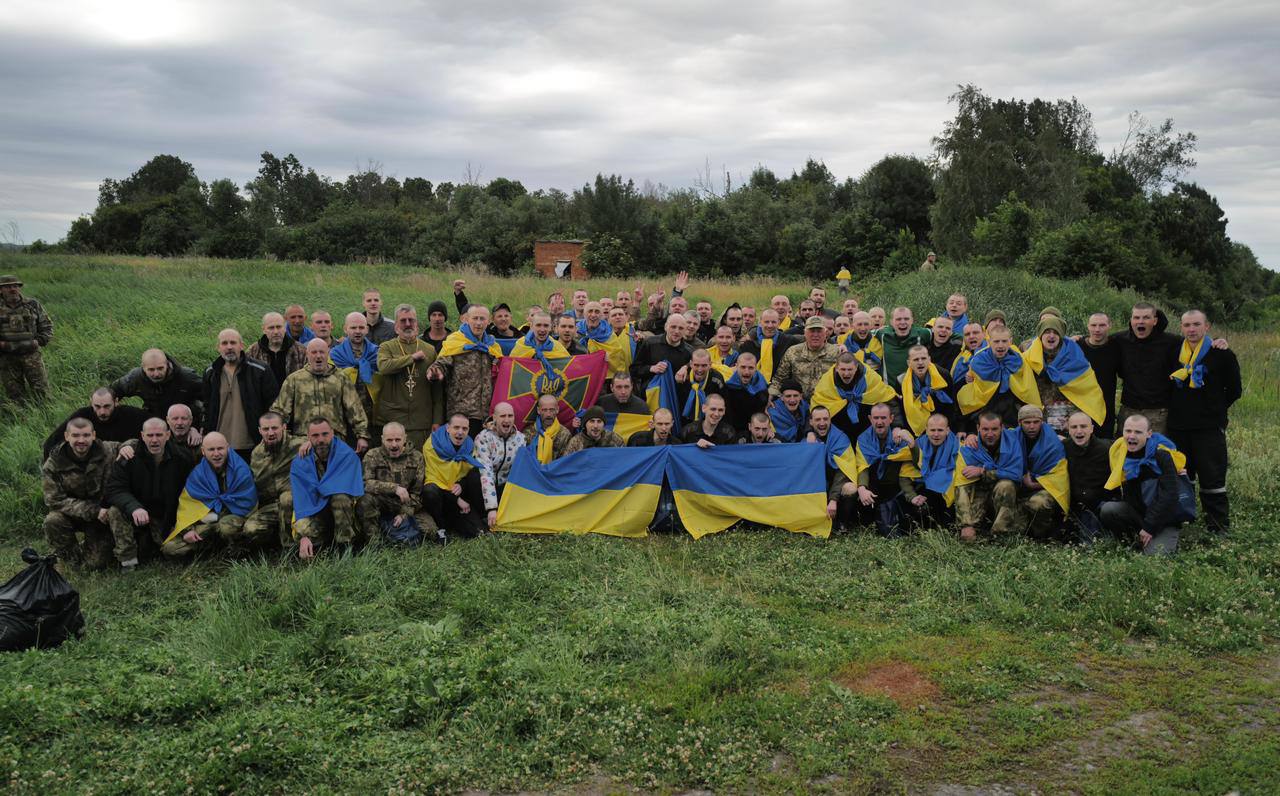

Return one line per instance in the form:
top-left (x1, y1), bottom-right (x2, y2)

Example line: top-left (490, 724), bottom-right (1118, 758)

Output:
top-left (284, 304), bottom-right (314, 343)
top-left (204, 328), bottom-right (278, 463)
top-left (162, 432), bottom-right (258, 560)
top-left (309, 311), bottom-right (334, 346)
top-left (43, 386), bottom-right (149, 459)
top-left (42, 417), bottom-right (121, 570)
top-left (106, 416), bottom-right (196, 571)
top-left (361, 421), bottom-right (436, 545)
top-left (248, 311), bottom-right (307, 384)
top-left (475, 402), bottom-right (524, 502)
top-left (332, 311), bottom-right (380, 439)
top-left (109, 348), bottom-right (204, 433)
top-left (362, 288), bottom-right (397, 344)
top-left (272, 338), bottom-right (369, 452)
top-left (428, 304), bottom-right (502, 437)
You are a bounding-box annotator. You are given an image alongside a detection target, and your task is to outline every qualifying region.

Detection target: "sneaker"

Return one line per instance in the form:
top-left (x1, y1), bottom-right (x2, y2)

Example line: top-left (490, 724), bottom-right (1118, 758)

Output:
top-left (120, 558), bottom-right (139, 573)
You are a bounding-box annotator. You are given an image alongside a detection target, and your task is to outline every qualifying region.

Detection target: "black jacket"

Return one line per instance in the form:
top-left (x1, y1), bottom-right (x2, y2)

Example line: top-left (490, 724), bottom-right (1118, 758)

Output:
top-left (1119, 448), bottom-right (1182, 531)
top-left (739, 333), bottom-right (799, 369)
top-left (1080, 336), bottom-right (1120, 433)
top-left (366, 314), bottom-right (397, 344)
top-left (43, 404), bottom-right (149, 460)
top-left (631, 335), bottom-right (694, 389)
top-left (1111, 310), bottom-right (1181, 410)
top-left (596, 393), bottom-right (651, 414)
top-left (627, 430), bottom-right (678, 447)
top-left (681, 420), bottom-right (737, 446)
top-left (720, 381), bottom-right (769, 433)
top-left (1064, 436), bottom-right (1113, 509)
top-left (109, 354), bottom-right (205, 427)
top-left (1167, 347), bottom-right (1241, 431)
top-left (203, 353), bottom-right (280, 445)
top-left (105, 440), bottom-right (195, 528)
top-left (926, 338), bottom-right (962, 373)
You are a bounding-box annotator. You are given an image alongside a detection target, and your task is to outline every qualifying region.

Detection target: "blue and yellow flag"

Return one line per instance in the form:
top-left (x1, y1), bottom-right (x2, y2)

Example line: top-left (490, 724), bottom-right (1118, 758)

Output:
top-left (604, 411), bottom-right (652, 443)
top-left (423, 425), bottom-right (484, 489)
top-left (953, 429), bottom-right (1025, 488)
top-left (1023, 429), bottom-right (1071, 512)
top-left (681, 375), bottom-right (717, 423)
top-left (956, 347), bottom-right (1041, 416)
top-left (645, 364), bottom-right (683, 434)
top-left (901, 364), bottom-right (954, 436)
top-left (1022, 337), bottom-right (1105, 426)
top-left (494, 337), bottom-right (520, 356)
top-left (768, 398), bottom-right (809, 442)
top-left (289, 438), bottom-right (365, 523)
top-left (750, 327), bottom-right (782, 381)
top-left (496, 446), bottom-right (665, 537)
top-left (844, 333), bottom-right (884, 368)
top-left (926, 312), bottom-right (969, 332)
top-left (1170, 337), bottom-right (1209, 389)
top-left (330, 338), bottom-right (383, 405)
top-left (527, 414), bottom-right (564, 464)
top-left (822, 425), bottom-right (861, 483)
top-left (592, 330), bottom-right (636, 377)
top-left (853, 427), bottom-right (915, 482)
top-left (576, 319), bottom-right (613, 347)
top-left (950, 345), bottom-right (982, 383)
top-left (915, 432), bottom-right (960, 506)
top-left (666, 444), bottom-right (831, 539)
top-left (811, 364), bottom-right (898, 425)
top-left (1104, 433), bottom-right (1187, 491)
top-left (438, 326), bottom-right (504, 358)
top-left (170, 451), bottom-right (258, 541)
top-left (509, 331), bottom-right (569, 360)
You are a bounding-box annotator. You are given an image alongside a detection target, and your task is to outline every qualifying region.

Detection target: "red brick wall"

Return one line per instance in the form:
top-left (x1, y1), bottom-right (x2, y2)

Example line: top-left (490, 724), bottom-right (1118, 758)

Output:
top-left (534, 240), bottom-right (588, 280)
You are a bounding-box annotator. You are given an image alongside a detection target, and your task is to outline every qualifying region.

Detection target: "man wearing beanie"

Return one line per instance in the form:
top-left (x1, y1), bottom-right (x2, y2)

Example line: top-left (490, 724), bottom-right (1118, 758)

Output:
top-left (563, 406), bottom-right (624, 455)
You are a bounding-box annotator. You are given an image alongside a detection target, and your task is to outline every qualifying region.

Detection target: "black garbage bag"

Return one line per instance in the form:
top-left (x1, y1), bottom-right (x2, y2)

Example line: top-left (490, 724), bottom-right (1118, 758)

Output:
top-left (0, 548), bottom-right (85, 652)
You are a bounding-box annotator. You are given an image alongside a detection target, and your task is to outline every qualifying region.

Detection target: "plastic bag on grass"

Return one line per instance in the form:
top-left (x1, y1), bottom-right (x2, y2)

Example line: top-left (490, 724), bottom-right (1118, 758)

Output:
top-left (0, 548), bottom-right (85, 652)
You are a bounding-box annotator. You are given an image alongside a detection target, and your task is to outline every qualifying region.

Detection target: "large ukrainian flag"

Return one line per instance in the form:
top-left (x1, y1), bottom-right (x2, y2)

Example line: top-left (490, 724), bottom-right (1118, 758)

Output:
top-left (496, 447), bottom-right (664, 537)
top-left (645, 364), bottom-right (683, 433)
top-left (169, 452), bottom-right (257, 542)
top-left (665, 444), bottom-right (831, 539)
top-left (1022, 337), bottom-right (1106, 426)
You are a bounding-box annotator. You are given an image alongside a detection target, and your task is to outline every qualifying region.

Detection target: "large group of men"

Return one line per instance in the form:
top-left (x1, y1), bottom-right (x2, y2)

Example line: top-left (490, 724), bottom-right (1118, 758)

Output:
top-left (0, 267), bottom-right (1242, 572)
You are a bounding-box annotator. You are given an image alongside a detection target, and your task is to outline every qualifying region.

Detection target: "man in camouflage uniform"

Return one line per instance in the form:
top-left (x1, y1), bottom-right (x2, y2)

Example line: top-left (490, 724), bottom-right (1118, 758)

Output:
top-left (294, 417), bottom-right (362, 559)
top-left (272, 338), bottom-right (369, 452)
top-left (361, 422), bottom-right (436, 544)
top-left (161, 432), bottom-right (253, 560)
top-left (430, 305), bottom-right (498, 437)
top-left (770, 316), bottom-right (841, 399)
top-left (247, 312), bottom-right (307, 385)
top-left (244, 411), bottom-right (300, 548)
top-left (109, 348), bottom-right (205, 430)
top-left (0, 274), bottom-right (53, 403)
top-left (42, 418), bottom-right (119, 570)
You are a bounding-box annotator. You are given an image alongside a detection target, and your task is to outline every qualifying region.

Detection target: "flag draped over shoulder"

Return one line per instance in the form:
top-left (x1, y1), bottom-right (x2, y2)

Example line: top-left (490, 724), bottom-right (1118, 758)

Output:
top-left (439, 326), bottom-right (504, 358)
top-left (528, 414), bottom-right (564, 464)
top-left (666, 444), bottom-right (830, 539)
top-left (509, 332), bottom-right (569, 361)
top-left (822, 426), bottom-right (860, 482)
top-left (926, 312), bottom-right (969, 332)
top-left (423, 426), bottom-right (484, 489)
top-left (492, 350), bottom-right (608, 427)
top-left (953, 429), bottom-right (1025, 487)
top-left (170, 451), bottom-right (258, 541)
top-left (1104, 434), bottom-right (1187, 491)
top-left (751, 327), bottom-right (781, 381)
top-left (956, 348), bottom-right (1040, 416)
top-left (645, 364), bottom-right (683, 433)
top-left (916, 432), bottom-right (960, 506)
top-left (290, 438), bottom-right (364, 522)
top-left (682, 375), bottom-right (715, 423)
top-left (844, 334), bottom-right (884, 367)
top-left (768, 398), bottom-right (809, 442)
top-left (330, 338), bottom-right (383, 404)
top-left (811, 365), bottom-right (897, 425)
top-left (592, 330), bottom-right (636, 377)
top-left (853, 427), bottom-right (914, 481)
top-left (576, 319), bottom-right (613, 346)
top-left (951, 346), bottom-right (980, 383)
top-left (1170, 337), bottom-right (1210, 389)
top-left (604, 411), bottom-right (652, 443)
top-left (1022, 338), bottom-right (1106, 425)
top-left (724, 368), bottom-right (768, 395)
top-left (901, 364), bottom-right (954, 436)
top-left (1023, 430), bottom-right (1071, 511)
top-left (497, 446), bottom-right (665, 537)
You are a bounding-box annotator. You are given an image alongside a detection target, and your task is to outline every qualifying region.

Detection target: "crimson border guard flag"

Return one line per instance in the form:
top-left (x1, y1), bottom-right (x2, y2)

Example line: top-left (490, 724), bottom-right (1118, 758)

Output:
top-left (492, 350), bottom-right (608, 427)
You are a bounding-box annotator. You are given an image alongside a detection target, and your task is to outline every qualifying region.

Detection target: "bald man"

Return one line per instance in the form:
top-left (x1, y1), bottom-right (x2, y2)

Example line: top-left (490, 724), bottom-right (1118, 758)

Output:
top-left (271, 339), bottom-right (369, 452)
top-left (247, 311), bottom-right (307, 384)
top-left (161, 432), bottom-right (257, 560)
top-left (204, 328), bottom-right (279, 462)
top-left (109, 348), bottom-right (205, 430)
top-left (105, 417), bottom-right (196, 571)
top-left (310, 310), bottom-right (334, 346)
top-left (284, 304), bottom-right (315, 343)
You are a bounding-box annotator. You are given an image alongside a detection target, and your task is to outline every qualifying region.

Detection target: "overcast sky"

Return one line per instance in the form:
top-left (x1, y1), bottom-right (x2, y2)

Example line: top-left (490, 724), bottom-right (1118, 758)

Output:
top-left (2, 1), bottom-right (1276, 267)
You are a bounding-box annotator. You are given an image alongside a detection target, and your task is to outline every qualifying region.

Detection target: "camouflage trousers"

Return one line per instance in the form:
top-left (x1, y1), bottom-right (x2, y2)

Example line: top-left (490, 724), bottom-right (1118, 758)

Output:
top-left (161, 512), bottom-right (247, 559)
top-left (0, 350), bottom-right (49, 403)
top-left (955, 479), bottom-right (1060, 537)
top-left (293, 494), bottom-right (361, 551)
top-left (243, 493), bottom-right (294, 549)
top-left (360, 493), bottom-right (437, 544)
top-left (106, 507), bottom-right (165, 567)
top-left (43, 511), bottom-right (115, 570)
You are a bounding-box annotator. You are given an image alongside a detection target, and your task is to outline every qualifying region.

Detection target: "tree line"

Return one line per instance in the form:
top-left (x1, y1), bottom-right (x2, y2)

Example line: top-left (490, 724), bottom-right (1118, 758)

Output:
top-left (36, 84), bottom-right (1276, 324)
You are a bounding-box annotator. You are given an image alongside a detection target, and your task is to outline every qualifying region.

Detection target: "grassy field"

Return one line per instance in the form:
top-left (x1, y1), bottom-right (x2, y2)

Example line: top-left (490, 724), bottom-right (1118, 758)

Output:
top-left (0, 254), bottom-right (1277, 794)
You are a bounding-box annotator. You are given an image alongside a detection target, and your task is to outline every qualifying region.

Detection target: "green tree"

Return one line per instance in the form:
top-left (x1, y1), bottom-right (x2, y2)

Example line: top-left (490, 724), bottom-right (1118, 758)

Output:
top-left (855, 155), bottom-right (935, 243)
top-left (971, 193), bottom-right (1040, 267)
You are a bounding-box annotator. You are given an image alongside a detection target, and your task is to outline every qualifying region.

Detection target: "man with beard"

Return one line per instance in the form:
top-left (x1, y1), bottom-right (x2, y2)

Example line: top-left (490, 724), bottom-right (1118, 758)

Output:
top-left (362, 288), bottom-right (397, 344)
top-left (243, 411), bottom-right (301, 549)
top-left (361, 421), bottom-right (435, 545)
top-left (43, 387), bottom-right (148, 459)
top-left (204, 328), bottom-right (278, 462)
top-left (810, 287), bottom-right (840, 320)
top-left (110, 348), bottom-right (205, 433)
top-left (106, 417), bottom-right (196, 571)
top-left (42, 418), bottom-right (121, 570)
top-left (248, 311), bottom-right (307, 385)
top-left (291, 416), bottom-right (365, 559)
top-left (162, 432), bottom-right (258, 560)
top-left (564, 406), bottom-right (625, 455)
top-left (377, 304), bottom-right (440, 451)
top-left (273, 339), bottom-right (369, 452)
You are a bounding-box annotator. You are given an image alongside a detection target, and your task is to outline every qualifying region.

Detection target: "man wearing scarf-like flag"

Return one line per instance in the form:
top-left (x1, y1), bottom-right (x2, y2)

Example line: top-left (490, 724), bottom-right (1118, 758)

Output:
top-left (645, 362), bottom-right (684, 436)
top-left (851, 403), bottom-right (919, 537)
top-left (811, 352), bottom-right (899, 440)
top-left (422, 414), bottom-right (497, 539)
top-left (290, 417), bottom-right (364, 560)
top-left (593, 306), bottom-right (637, 378)
top-left (953, 411), bottom-right (1026, 541)
top-left (950, 321), bottom-right (987, 384)
top-left (768, 380), bottom-right (809, 443)
top-left (331, 312), bottom-right (383, 428)
top-left (674, 350), bottom-right (727, 426)
top-left (844, 311), bottom-right (884, 369)
top-left (707, 325), bottom-right (740, 379)
top-left (1014, 405), bottom-right (1070, 539)
top-left (739, 310), bottom-right (793, 382)
top-left (1099, 414), bottom-right (1190, 556)
top-left (720, 352), bottom-right (770, 435)
top-left (163, 432), bottom-right (258, 559)
top-left (1022, 314), bottom-right (1106, 432)
top-left (898, 345), bottom-right (956, 436)
top-left (957, 326), bottom-right (1040, 429)
top-left (1167, 310), bottom-right (1241, 535)
top-left (576, 301), bottom-right (614, 351)
top-left (523, 394), bottom-right (573, 463)
top-left (433, 305), bottom-right (505, 437)
top-left (925, 293), bottom-right (970, 338)
top-left (808, 405), bottom-right (860, 532)
top-left (904, 413), bottom-right (961, 530)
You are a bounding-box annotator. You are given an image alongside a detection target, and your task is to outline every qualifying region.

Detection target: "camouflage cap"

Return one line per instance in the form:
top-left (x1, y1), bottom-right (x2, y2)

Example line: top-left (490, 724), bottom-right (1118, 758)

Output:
top-left (0, 274), bottom-right (22, 287)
